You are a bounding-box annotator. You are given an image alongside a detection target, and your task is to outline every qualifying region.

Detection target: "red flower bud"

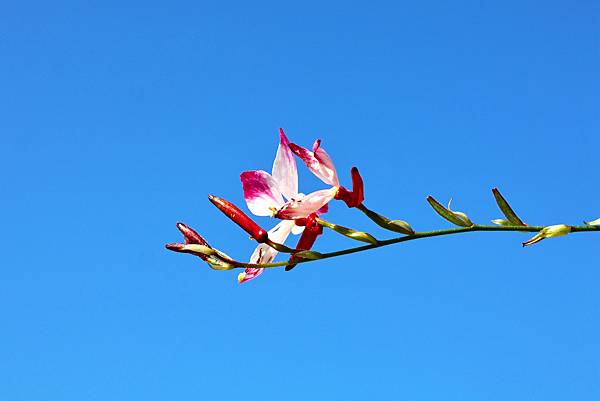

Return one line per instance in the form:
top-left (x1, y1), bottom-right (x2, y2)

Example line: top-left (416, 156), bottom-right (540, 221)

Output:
top-left (286, 213), bottom-right (323, 271)
top-left (166, 223), bottom-right (212, 260)
top-left (208, 195), bottom-right (268, 243)
top-left (176, 222), bottom-right (208, 245)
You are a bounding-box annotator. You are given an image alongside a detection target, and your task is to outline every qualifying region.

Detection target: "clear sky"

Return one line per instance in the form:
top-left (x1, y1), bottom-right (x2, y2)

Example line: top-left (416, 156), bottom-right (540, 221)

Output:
top-left (1, 1), bottom-right (599, 400)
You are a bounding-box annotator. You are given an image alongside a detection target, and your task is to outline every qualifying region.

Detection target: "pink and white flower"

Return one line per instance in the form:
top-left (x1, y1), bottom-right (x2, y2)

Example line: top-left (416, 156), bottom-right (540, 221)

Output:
top-left (238, 129), bottom-right (334, 283)
top-left (289, 139), bottom-right (365, 208)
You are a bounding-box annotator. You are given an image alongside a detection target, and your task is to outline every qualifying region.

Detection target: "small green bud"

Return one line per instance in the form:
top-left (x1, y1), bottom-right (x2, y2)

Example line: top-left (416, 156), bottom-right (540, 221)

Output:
top-left (522, 224), bottom-right (571, 247)
top-left (357, 205), bottom-right (414, 235)
top-left (388, 220), bottom-right (414, 234)
top-left (492, 188), bottom-right (526, 226)
top-left (206, 256), bottom-right (236, 270)
top-left (293, 250), bottom-right (324, 260)
top-left (491, 219), bottom-right (512, 226)
top-left (316, 218), bottom-right (378, 244)
top-left (181, 244), bottom-right (215, 255)
top-left (427, 196), bottom-right (473, 227)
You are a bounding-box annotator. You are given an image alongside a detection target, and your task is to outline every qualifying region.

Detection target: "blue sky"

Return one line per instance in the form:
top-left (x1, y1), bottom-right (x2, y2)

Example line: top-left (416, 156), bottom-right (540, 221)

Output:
top-left (1, 1), bottom-right (599, 400)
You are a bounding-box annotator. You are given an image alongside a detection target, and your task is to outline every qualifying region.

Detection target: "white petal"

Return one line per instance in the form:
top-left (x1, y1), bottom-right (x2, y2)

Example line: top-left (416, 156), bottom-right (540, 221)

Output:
top-left (272, 129), bottom-right (298, 200)
top-left (240, 220), bottom-right (296, 284)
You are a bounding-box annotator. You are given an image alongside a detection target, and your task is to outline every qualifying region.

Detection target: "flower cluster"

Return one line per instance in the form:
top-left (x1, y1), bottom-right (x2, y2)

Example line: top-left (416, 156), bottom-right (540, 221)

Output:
top-left (166, 130), bottom-right (600, 284)
top-left (167, 129), bottom-right (366, 284)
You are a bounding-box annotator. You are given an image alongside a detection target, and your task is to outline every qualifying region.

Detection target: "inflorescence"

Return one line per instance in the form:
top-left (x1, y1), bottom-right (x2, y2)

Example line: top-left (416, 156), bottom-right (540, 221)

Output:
top-left (166, 129), bottom-right (600, 284)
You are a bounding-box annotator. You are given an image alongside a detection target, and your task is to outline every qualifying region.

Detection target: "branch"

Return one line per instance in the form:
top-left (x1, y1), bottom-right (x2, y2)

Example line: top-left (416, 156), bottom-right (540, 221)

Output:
top-left (233, 224), bottom-right (600, 270)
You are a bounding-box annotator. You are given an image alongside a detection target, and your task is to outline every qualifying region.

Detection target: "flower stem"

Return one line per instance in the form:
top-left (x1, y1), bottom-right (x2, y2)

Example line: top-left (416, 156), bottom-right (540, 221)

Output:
top-left (235, 224), bottom-right (600, 270)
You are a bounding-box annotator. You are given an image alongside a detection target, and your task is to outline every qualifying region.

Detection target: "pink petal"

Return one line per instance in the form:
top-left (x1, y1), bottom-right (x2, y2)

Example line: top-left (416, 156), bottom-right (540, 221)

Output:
top-left (271, 128), bottom-right (298, 200)
top-left (240, 170), bottom-right (285, 216)
top-left (276, 188), bottom-right (337, 219)
top-left (239, 220), bottom-right (295, 284)
top-left (289, 140), bottom-right (339, 186)
top-left (312, 140), bottom-right (339, 186)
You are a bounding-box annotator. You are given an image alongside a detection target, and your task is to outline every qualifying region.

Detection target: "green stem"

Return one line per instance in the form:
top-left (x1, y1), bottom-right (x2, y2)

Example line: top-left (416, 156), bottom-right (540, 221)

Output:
top-left (235, 224), bottom-right (600, 270)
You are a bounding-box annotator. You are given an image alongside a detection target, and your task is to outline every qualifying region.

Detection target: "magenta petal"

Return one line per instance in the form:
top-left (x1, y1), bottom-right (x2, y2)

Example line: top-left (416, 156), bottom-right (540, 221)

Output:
top-left (241, 170), bottom-right (285, 216)
top-left (272, 128), bottom-right (298, 200)
top-left (276, 188), bottom-right (336, 219)
top-left (289, 141), bottom-right (339, 186)
top-left (312, 139), bottom-right (339, 186)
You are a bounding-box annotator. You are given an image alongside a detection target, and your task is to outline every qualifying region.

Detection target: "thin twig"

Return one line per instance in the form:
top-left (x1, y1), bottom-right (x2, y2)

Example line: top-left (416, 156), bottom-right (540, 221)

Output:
top-left (235, 224), bottom-right (600, 270)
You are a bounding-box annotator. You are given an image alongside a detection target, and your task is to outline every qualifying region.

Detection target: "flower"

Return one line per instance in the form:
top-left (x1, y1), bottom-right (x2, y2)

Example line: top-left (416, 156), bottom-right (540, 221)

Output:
top-left (241, 129), bottom-right (334, 220)
top-left (522, 224), bottom-right (572, 247)
top-left (238, 129), bottom-right (331, 283)
top-left (289, 139), bottom-right (364, 208)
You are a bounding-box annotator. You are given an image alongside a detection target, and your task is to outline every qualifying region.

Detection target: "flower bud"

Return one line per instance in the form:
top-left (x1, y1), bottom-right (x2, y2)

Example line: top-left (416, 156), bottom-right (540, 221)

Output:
top-left (206, 257), bottom-right (236, 270)
top-left (491, 219), bottom-right (512, 226)
top-left (293, 250), bottom-right (324, 260)
top-left (427, 196), bottom-right (473, 227)
top-left (316, 217), bottom-right (378, 245)
top-left (492, 188), bottom-right (526, 226)
top-left (357, 205), bottom-right (414, 234)
top-left (176, 222), bottom-right (208, 245)
top-left (585, 218), bottom-right (600, 226)
top-left (522, 224), bottom-right (571, 247)
top-left (208, 195), bottom-right (268, 243)
top-left (165, 243), bottom-right (215, 257)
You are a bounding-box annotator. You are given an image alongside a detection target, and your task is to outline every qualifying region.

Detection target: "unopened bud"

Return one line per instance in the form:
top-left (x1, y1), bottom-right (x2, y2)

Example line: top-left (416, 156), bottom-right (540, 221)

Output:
top-left (316, 217), bottom-right (378, 244)
top-left (208, 195), bottom-right (268, 243)
top-left (522, 224), bottom-right (571, 247)
top-left (293, 250), bottom-right (324, 260)
top-left (491, 219), bottom-right (512, 226)
top-left (206, 257), bottom-right (236, 270)
top-left (176, 222), bottom-right (208, 245)
top-left (492, 188), bottom-right (526, 226)
top-left (427, 196), bottom-right (473, 227)
top-left (357, 204), bottom-right (414, 235)
top-left (585, 218), bottom-right (600, 226)
top-left (165, 243), bottom-right (215, 257)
